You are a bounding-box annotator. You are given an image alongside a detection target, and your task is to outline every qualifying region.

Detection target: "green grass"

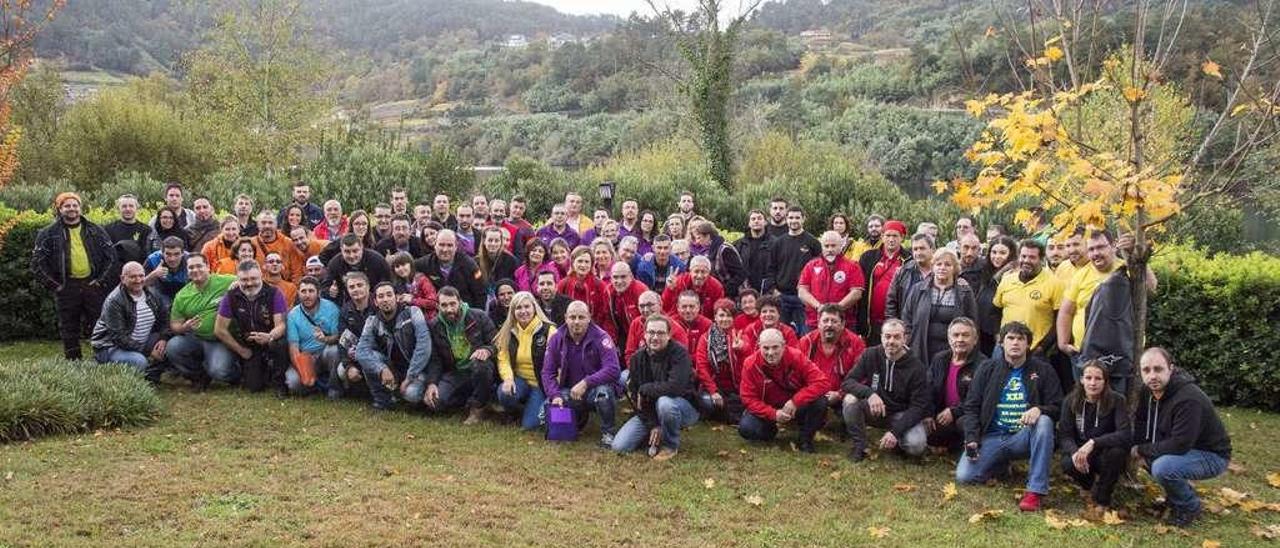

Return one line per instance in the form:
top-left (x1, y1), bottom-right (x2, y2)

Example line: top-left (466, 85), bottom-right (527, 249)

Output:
top-left (1, 342), bottom-right (1278, 545)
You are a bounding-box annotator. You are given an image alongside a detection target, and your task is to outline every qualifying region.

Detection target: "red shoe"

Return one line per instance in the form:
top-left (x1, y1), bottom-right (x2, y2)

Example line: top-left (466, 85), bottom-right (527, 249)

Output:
top-left (1018, 491), bottom-right (1042, 512)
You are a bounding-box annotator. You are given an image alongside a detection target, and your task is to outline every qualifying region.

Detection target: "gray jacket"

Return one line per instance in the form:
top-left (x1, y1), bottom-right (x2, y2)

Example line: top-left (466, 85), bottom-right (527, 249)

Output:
top-left (355, 305), bottom-right (432, 379)
top-left (90, 285), bottom-right (171, 352)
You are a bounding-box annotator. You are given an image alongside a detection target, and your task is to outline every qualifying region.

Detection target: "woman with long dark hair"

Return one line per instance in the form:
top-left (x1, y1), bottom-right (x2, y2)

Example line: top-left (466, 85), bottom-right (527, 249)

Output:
top-left (636, 210), bottom-right (659, 257)
top-left (1057, 360), bottom-right (1130, 511)
top-left (148, 208), bottom-right (190, 251)
top-left (976, 235), bottom-right (1017, 354)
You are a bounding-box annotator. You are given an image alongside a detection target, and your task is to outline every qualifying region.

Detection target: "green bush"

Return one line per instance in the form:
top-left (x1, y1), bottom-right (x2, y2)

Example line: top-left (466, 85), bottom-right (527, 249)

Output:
top-left (0, 358), bottom-right (162, 442)
top-left (1149, 245), bottom-right (1280, 410)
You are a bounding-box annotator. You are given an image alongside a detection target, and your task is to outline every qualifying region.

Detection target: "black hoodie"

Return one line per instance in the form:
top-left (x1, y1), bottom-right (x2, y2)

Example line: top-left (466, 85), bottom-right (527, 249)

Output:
top-left (841, 345), bottom-right (931, 439)
top-left (1131, 371), bottom-right (1232, 461)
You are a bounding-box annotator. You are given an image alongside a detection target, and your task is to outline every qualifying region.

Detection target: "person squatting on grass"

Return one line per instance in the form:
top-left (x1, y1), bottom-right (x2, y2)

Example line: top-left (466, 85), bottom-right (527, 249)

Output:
top-left (54, 187), bottom-right (1225, 525)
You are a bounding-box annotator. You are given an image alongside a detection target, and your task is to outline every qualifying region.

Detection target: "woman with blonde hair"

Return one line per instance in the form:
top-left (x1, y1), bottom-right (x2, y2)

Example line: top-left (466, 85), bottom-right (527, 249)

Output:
top-left (494, 291), bottom-right (558, 430)
top-left (901, 247), bottom-right (977, 361)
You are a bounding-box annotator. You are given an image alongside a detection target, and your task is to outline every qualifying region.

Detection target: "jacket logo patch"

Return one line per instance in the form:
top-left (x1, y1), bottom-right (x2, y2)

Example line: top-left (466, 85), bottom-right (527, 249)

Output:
top-left (833, 271), bottom-right (846, 284)
top-left (1030, 290), bottom-right (1042, 300)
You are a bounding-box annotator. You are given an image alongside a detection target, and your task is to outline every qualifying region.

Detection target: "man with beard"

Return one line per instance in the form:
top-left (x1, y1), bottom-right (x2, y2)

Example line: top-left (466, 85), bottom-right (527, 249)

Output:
top-left (312, 200), bottom-right (348, 241)
top-left (167, 254), bottom-right (238, 389)
top-left (543, 301), bottom-right (622, 447)
top-left (845, 214), bottom-right (885, 260)
top-left (332, 273), bottom-right (374, 399)
top-left (672, 291), bottom-right (713, 353)
top-left (32, 192), bottom-right (117, 359)
top-left (90, 261), bottom-right (171, 377)
top-left (186, 197), bottom-right (220, 250)
top-left (623, 290), bottom-right (689, 367)
top-left (1053, 227), bottom-right (1088, 283)
top-left (765, 197), bottom-right (789, 240)
top-left (423, 287), bottom-right (498, 424)
top-left (733, 209), bottom-right (773, 294)
top-left (798, 231), bottom-right (865, 332)
top-left (356, 282), bottom-right (432, 410)
top-left (214, 260), bottom-right (289, 395)
top-left (285, 276), bottom-right (341, 395)
top-left (326, 234), bottom-right (391, 303)
top-left (454, 204), bottom-right (480, 256)
top-left (605, 261), bottom-right (647, 351)
top-left (770, 206), bottom-right (821, 335)
top-left (104, 193), bottom-right (152, 266)
top-left (612, 314), bottom-right (699, 460)
top-left (289, 225), bottom-right (328, 262)
top-left (956, 233), bottom-right (985, 289)
top-left (374, 214), bottom-right (427, 258)
top-left (857, 219), bottom-right (909, 342)
top-left (841, 319), bottom-right (930, 462)
top-left (797, 305), bottom-right (866, 421)
top-left (252, 211), bottom-right (304, 282)
top-left (263, 252), bottom-right (298, 308)
top-left (373, 203), bottom-right (394, 242)
top-left (534, 270), bottom-right (572, 326)
top-left (617, 199), bottom-right (640, 241)
top-left (993, 240), bottom-right (1063, 359)
top-left (143, 236), bottom-right (189, 301)
top-left (389, 188), bottom-right (410, 216)
top-left (276, 182), bottom-right (323, 229)
top-left (234, 194), bottom-right (258, 237)
top-left (432, 194), bottom-right (458, 230)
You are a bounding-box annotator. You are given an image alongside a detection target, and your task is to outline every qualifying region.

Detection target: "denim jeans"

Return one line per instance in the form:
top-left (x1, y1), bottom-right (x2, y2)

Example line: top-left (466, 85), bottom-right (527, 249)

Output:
top-left (612, 396), bottom-right (699, 453)
top-left (430, 361), bottom-right (497, 412)
top-left (362, 360), bottom-right (425, 410)
top-left (780, 293), bottom-right (808, 336)
top-left (285, 344), bottom-right (341, 394)
top-left (496, 376), bottom-right (547, 430)
top-left (556, 385), bottom-right (617, 436)
top-left (841, 400), bottom-right (928, 456)
top-left (166, 335), bottom-right (239, 383)
top-left (94, 347), bottom-right (150, 372)
top-left (738, 398), bottom-right (827, 443)
top-left (955, 415), bottom-right (1055, 494)
top-left (1148, 449), bottom-right (1229, 514)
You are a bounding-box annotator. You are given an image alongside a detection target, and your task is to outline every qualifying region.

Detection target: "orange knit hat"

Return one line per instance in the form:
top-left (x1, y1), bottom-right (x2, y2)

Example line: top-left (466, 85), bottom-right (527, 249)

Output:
top-left (53, 192), bottom-right (82, 210)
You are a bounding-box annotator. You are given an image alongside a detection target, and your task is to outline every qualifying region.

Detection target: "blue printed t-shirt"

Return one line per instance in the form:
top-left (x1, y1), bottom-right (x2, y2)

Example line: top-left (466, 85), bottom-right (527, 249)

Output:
top-left (989, 368), bottom-right (1028, 434)
top-left (286, 298), bottom-right (341, 354)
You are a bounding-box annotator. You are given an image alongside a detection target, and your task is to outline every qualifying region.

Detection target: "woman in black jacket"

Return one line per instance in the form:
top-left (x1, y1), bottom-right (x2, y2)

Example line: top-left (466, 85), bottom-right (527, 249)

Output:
top-left (1057, 360), bottom-right (1130, 510)
top-left (901, 248), bottom-right (978, 362)
top-left (975, 236), bottom-right (1015, 354)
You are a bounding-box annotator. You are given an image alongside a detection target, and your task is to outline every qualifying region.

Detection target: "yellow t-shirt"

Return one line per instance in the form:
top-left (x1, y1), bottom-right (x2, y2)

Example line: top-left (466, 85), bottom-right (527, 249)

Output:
top-left (1053, 260), bottom-right (1080, 284)
top-left (992, 268), bottom-right (1064, 348)
top-left (1063, 260), bottom-right (1124, 344)
top-left (498, 319), bottom-right (556, 386)
top-left (67, 224), bottom-right (91, 279)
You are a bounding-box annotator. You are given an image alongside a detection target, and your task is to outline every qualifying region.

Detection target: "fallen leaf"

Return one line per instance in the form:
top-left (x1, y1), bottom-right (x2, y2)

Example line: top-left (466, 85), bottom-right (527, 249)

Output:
top-left (818, 457), bottom-right (833, 468)
top-left (1102, 510), bottom-right (1125, 525)
top-left (969, 509), bottom-right (1004, 524)
top-left (829, 471), bottom-right (843, 480)
top-left (3, 471), bottom-right (11, 481)
top-left (1227, 461), bottom-right (1246, 474)
top-left (1154, 525), bottom-right (1171, 535)
top-left (703, 478), bottom-right (716, 489)
top-left (893, 483), bottom-right (916, 493)
top-left (942, 482), bottom-right (958, 502)
top-left (867, 526), bottom-right (890, 538)
top-left (1240, 499), bottom-right (1268, 512)
top-left (716, 450), bottom-right (730, 458)
top-left (1253, 524), bottom-right (1280, 539)
top-left (412, 512), bottom-right (421, 520)
top-left (744, 494), bottom-right (764, 506)
top-left (406, 433), bottom-right (416, 440)
top-left (1202, 540), bottom-right (1221, 548)
top-left (738, 449), bottom-right (748, 455)
top-left (1045, 513), bottom-right (1069, 530)
top-left (1202, 59), bottom-right (1223, 79)
top-left (1268, 471), bottom-right (1280, 488)
top-left (1220, 487), bottom-right (1249, 505)
top-left (710, 425), bottom-right (724, 432)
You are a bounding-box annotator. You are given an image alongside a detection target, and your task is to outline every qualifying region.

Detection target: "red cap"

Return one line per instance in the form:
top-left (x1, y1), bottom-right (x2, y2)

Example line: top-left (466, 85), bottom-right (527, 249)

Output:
top-left (883, 220), bottom-right (908, 236)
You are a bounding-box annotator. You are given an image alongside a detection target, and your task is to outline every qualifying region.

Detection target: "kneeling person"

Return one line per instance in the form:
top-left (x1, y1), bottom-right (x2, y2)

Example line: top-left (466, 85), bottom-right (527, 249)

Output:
top-left (542, 301), bottom-right (622, 447)
top-left (738, 328), bottom-right (829, 453)
top-left (90, 261), bottom-right (171, 378)
top-left (841, 319), bottom-right (930, 462)
top-left (285, 277), bottom-right (341, 394)
top-left (424, 287), bottom-right (498, 424)
top-left (613, 315), bottom-right (699, 460)
top-left (214, 260), bottom-right (289, 394)
top-left (167, 254), bottom-right (238, 388)
top-left (355, 282), bottom-right (432, 410)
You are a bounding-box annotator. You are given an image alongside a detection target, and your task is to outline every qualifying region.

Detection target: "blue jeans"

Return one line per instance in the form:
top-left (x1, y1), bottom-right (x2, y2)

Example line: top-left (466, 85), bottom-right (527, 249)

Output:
top-left (94, 347), bottom-right (150, 372)
top-left (165, 335), bottom-right (239, 383)
top-left (496, 376), bottom-right (547, 430)
top-left (285, 344), bottom-right (341, 394)
top-left (780, 293), bottom-right (808, 336)
top-left (556, 385), bottom-right (617, 436)
top-left (955, 415), bottom-right (1055, 494)
top-left (1148, 450), bottom-right (1229, 514)
top-left (612, 396), bottom-right (699, 453)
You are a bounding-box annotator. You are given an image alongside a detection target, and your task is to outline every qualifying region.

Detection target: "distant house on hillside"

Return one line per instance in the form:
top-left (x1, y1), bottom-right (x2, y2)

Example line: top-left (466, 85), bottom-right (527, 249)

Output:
top-left (800, 28), bottom-right (834, 51)
top-left (548, 32), bottom-right (579, 48)
top-left (503, 34), bottom-right (529, 48)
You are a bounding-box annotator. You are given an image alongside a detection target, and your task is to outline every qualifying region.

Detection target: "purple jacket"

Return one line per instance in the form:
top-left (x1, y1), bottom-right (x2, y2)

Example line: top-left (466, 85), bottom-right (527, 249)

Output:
top-left (536, 224), bottom-right (580, 249)
top-left (541, 323), bottom-right (620, 397)
top-left (514, 262), bottom-right (560, 292)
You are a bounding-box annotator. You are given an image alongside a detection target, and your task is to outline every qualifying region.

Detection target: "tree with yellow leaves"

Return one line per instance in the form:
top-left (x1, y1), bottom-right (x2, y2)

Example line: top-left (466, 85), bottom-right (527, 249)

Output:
top-left (936, 0), bottom-right (1280, 366)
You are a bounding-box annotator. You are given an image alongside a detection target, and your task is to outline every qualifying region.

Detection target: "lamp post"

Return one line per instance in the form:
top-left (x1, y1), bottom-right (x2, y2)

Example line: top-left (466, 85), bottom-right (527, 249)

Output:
top-left (598, 180), bottom-right (616, 212)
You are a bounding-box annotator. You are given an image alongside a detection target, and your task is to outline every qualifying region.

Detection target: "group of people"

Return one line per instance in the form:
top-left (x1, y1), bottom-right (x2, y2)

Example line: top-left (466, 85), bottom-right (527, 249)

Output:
top-left (31, 183), bottom-right (1230, 526)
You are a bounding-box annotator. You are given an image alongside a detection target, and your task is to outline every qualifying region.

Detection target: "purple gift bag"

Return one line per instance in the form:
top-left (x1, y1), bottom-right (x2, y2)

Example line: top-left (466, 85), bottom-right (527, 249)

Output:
top-left (545, 405), bottom-right (578, 442)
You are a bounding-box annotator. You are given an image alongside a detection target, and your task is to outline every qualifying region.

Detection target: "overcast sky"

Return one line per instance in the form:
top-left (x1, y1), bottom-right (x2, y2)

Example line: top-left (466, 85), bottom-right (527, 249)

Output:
top-left (529, 0), bottom-right (753, 18)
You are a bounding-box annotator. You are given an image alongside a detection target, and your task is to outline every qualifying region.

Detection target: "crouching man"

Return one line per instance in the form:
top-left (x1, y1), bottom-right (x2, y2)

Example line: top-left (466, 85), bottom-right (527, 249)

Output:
top-left (355, 282), bottom-right (431, 410)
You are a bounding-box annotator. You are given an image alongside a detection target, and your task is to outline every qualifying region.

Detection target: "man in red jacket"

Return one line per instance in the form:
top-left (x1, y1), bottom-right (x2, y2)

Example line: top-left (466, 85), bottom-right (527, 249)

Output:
top-left (738, 328), bottom-right (830, 453)
top-left (797, 305), bottom-right (867, 413)
top-left (673, 291), bottom-right (713, 350)
top-left (662, 255), bottom-right (724, 319)
top-left (798, 231), bottom-right (865, 331)
top-left (605, 261), bottom-right (647, 351)
top-left (623, 291), bottom-right (688, 368)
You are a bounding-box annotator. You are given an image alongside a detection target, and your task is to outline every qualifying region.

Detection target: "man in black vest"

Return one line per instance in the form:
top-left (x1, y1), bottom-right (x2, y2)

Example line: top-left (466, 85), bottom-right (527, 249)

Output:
top-left (214, 260), bottom-right (289, 396)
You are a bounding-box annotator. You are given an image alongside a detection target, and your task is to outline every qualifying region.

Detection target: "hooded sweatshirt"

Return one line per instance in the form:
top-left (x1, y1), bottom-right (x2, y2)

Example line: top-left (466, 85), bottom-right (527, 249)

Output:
top-left (1131, 371), bottom-right (1231, 461)
top-left (841, 345), bottom-right (931, 439)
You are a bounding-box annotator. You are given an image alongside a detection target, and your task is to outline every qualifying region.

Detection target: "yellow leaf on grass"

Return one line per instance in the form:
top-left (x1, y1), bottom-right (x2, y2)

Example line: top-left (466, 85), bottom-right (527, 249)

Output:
top-left (893, 483), bottom-right (916, 493)
top-left (1267, 471), bottom-right (1280, 488)
top-left (1045, 513), bottom-right (1069, 530)
top-left (1254, 524), bottom-right (1280, 539)
top-left (932, 180), bottom-right (950, 195)
top-left (1231, 103), bottom-right (1252, 117)
top-left (1102, 510), bottom-right (1125, 525)
top-left (744, 494), bottom-right (764, 506)
top-left (1220, 487), bottom-right (1249, 505)
top-left (703, 478), bottom-right (716, 489)
top-left (1202, 540), bottom-right (1221, 548)
top-left (942, 482), bottom-right (958, 502)
top-left (1202, 59), bottom-right (1223, 79)
top-left (984, 26), bottom-right (998, 38)
top-left (969, 509), bottom-right (1004, 524)
top-left (867, 526), bottom-right (891, 539)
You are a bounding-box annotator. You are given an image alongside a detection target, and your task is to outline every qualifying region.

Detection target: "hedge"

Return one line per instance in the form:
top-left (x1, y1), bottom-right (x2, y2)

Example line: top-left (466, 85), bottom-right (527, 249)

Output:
top-left (0, 358), bottom-right (162, 442)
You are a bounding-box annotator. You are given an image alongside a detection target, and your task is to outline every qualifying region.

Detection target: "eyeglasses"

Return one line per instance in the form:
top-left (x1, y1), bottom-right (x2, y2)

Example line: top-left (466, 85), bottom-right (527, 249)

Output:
top-left (645, 330), bottom-right (670, 335)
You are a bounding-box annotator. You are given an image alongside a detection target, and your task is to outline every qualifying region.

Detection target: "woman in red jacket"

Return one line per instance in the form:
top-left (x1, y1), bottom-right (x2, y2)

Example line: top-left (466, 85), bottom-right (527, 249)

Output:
top-left (557, 247), bottom-right (610, 329)
top-left (695, 299), bottom-right (745, 424)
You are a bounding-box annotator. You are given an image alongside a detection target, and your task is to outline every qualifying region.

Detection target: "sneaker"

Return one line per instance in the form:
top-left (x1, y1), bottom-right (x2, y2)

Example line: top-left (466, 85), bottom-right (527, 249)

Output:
top-left (1018, 491), bottom-right (1042, 512)
top-left (847, 447), bottom-right (868, 463)
top-left (1163, 507), bottom-right (1202, 528)
top-left (326, 387), bottom-right (344, 400)
top-left (797, 439), bottom-right (816, 454)
top-left (599, 433), bottom-right (615, 448)
top-left (653, 447), bottom-right (678, 461)
top-left (463, 407), bottom-right (485, 425)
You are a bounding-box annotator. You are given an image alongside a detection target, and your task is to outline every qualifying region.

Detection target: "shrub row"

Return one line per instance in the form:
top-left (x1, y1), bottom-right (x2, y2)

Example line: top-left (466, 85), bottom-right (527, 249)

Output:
top-left (0, 358), bottom-right (162, 443)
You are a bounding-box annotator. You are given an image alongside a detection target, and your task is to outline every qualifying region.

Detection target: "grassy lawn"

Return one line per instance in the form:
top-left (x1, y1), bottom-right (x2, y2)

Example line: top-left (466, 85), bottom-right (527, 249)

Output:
top-left (2, 342), bottom-right (1278, 546)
